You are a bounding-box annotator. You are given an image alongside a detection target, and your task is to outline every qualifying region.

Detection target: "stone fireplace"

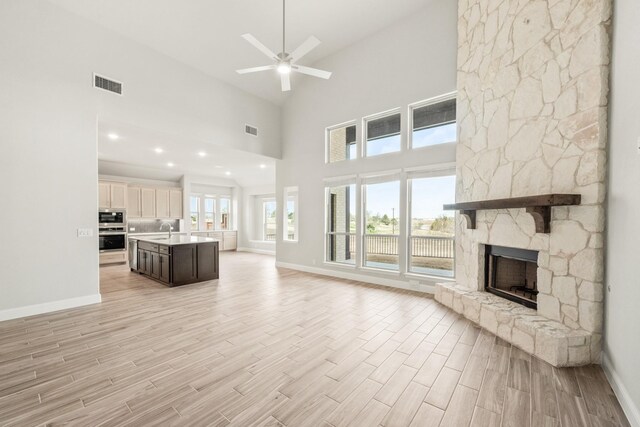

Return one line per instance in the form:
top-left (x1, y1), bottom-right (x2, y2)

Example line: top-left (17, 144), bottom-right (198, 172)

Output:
top-left (485, 245), bottom-right (538, 309)
top-left (435, 0), bottom-right (611, 366)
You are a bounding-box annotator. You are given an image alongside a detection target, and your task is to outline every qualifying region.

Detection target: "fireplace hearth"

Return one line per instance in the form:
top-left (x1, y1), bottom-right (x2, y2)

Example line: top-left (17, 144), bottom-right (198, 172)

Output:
top-left (485, 245), bottom-right (538, 309)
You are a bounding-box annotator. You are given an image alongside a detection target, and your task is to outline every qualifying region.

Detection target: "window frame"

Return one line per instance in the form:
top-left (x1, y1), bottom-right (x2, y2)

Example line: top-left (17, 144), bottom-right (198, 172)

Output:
top-left (408, 92), bottom-right (457, 151)
top-left (324, 180), bottom-right (358, 267)
top-left (190, 195), bottom-right (201, 231)
top-left (283, 186), bottom-right (299, 242)
top-left (362, 108), bottom-right (403, 158)
top-left (219, 197), bottom-right (231, 230)
top-left (360, 173), bottom-right (402, 272)
top-left (326, 120), bottom-right (358, 164)
top-left (406, 166), bottom-right (457, 279)
top-left (262, 198), bottom-right (277, 241)
top-left (203, 196), bottom-right (216, 231)
top-left (190, 193), bottom-right (233, 232)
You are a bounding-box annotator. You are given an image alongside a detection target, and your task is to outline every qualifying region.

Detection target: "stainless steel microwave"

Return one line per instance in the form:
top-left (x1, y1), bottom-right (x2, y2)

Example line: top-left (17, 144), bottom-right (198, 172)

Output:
top-left (98, 209), bottom-right (126, 227)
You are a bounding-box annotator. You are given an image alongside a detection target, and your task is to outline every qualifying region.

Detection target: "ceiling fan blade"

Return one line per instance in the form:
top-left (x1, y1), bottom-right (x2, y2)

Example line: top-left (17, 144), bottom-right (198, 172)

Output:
top-left (292, 65), bottom-right (332, 80)
top-left (241, 33), bottom-right (279, 60)
top-left (236, 65), bottom-right (277, 74)
top-left (281, 73), bottom-right (291, 92)
top-left (289, 36), bottom-right (320, 62)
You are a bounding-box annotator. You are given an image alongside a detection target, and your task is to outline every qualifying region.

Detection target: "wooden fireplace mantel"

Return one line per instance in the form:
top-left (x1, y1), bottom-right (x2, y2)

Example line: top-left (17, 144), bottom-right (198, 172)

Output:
top-left (443, 194), bottom-right (581, 233)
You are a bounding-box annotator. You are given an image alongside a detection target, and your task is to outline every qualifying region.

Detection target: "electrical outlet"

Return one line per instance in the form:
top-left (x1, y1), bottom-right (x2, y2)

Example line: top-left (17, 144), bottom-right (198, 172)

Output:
top-left (312, 259), bottom-right (316, 265)
top-left (77, 228), bottom-right (93, 238)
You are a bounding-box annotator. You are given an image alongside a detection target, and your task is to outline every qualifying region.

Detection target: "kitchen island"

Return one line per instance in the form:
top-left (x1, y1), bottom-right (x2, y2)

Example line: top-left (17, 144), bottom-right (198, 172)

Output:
top-left (130, 235), bottom-right (219, 286)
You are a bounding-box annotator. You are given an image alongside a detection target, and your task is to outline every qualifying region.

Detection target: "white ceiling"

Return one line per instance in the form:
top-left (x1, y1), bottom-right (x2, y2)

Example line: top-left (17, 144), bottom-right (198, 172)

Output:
top-left (47, 0), bottom-right (432, 104)
top-left (97, 121), bottom-right (275, 187)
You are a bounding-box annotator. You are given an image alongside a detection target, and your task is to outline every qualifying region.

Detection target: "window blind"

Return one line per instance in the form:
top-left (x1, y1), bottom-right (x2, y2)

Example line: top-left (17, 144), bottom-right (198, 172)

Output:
top-left (413, 98), bottom-right (456, 131)
top-left (367, 113), bottom-right (401, 141)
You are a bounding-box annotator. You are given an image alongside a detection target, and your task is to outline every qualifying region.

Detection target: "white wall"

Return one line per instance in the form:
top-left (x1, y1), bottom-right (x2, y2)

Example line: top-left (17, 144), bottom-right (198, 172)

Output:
top-left (0, 0), bottom-right (280, 319)
top-left (604, 0), bottom-right (640, 423)
top-left (275, 0), bottom-right (458, 288)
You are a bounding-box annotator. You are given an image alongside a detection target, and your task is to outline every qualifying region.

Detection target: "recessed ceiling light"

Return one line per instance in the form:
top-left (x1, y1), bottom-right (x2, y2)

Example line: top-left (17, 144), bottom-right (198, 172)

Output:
top-left (167, 162), bottom-right (174, 167)
top-left (107, 133), bottom-right (119, 140)
top-left (225, 171), bottom-right (231, 176)
top-left (154, 148), bottom-right (164, 154)
top-left (198, 151), bottom-right (207, 157)
top-left (259, 164), bottom-right (266, 169)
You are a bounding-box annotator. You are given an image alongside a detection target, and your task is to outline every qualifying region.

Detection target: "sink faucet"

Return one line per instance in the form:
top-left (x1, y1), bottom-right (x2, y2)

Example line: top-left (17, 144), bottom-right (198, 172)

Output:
top-left (160, 221), bottom-right (173, 238)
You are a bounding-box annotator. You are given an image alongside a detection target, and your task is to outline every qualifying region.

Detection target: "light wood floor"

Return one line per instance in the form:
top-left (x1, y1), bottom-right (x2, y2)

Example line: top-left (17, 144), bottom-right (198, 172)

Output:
top-left (0, 252), bottom-right (629, 426)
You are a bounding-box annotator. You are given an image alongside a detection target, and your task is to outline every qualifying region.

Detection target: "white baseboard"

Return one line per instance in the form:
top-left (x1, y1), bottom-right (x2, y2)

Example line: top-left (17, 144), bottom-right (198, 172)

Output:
top-left (237, 247), bottom-right (276, 256)
top-left (602, 353), bottom-right (640, 427)
top-left (0, 294), bottom-right (102, 322)
top-left (274, 261), bottom-right (436, 294)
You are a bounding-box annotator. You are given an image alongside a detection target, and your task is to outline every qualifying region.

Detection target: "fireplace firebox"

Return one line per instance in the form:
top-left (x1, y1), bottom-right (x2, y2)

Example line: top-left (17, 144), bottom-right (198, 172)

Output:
top-left (485, 245), bottom-right (538, 309)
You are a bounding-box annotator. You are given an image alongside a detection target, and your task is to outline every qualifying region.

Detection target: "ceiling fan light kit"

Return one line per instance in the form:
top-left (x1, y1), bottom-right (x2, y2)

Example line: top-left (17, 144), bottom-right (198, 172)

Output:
top-left (236, 0), bottom-right (332, 91)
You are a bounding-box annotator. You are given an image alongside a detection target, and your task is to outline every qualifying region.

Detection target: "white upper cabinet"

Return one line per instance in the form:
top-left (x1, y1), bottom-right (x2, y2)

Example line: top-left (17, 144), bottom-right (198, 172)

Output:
top-left (141, 188), bottom-right (156, 218)
top-left (127, 187), bottom-right (142, 218)
top-left (156, 189), bottom-right (170, 218)
top-left (110, 183), bottom-right (127, 209)
top-left (98, 182), bottom-right (110, 208)
top-left (99, 181), bottom-right (127, 209)
top-left (169, 190), bottom-right (183, 219)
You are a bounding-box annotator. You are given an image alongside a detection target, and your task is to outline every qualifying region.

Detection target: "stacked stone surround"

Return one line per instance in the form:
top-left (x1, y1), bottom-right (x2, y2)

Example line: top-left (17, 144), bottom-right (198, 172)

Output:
top-left (435, 0), bottom-right (612, 366)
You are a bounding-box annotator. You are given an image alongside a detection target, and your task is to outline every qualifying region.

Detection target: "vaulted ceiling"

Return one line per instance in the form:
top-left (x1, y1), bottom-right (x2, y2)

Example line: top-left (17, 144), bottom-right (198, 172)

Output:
top-left (47, 0), bottom-right (433, 104)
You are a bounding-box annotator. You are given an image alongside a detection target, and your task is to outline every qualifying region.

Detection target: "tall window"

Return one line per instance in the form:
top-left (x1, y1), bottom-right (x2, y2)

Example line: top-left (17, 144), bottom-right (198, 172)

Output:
top-left (409, 174), bottom-right (456, 277)
top-left (263, 199), bottom-right (277, 241)
top-left (204, 197), bottom-right (215, 231)
top-left (411, 97), bottom-right (457, 149)
top-left (220, 197), bottom-right (230, 230)
top-left (365, 111), bottom-right (401, 157)
top-left (190, 196), bottom-right (200, 231)
top-left (326, 183), bottom-right (356, 265)
top-left (284, 187), bottom-right (298, 241)
top-left (363, 180), bottom-right (400, 270)
top-left (327, 124), bottom-right (357, 163)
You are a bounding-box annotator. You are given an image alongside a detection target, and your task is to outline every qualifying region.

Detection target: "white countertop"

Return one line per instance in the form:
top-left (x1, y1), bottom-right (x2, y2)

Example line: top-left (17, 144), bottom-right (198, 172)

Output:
top-left (128, 232), bottom-right (188, 236)
top-left (130, 235), bottom-right (219, 245)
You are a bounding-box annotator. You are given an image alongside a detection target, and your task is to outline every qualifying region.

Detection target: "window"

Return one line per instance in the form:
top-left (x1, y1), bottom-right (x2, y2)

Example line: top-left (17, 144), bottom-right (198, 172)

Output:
top-left (263, 199), bottom-right (277, 241)
top-left (190, 196), bottom-right (200, 231)
top-left (284, 187), bottom-right (298, 241)
top-left (363, 179), bottom-right (400, 270)
top-left (408, 174), bottom-right (456, 277)
top-left (204, 197), bottom-right (215, 231)
top-left (326, 183), bottom-right (356, 265)
top-left (220, 197), bottom-right (230, 230)
top-left (365, 111), bottom-right (401, 157)
top-left (327, 123), bottom-right (357, 163)
top-left (411, 97), bottom-right (457, 149)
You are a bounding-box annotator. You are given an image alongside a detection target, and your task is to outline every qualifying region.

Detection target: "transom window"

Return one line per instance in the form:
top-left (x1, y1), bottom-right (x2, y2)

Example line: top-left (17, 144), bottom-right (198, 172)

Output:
top-left (364, 111), bottom-right (401, 157)
top-left (411, 97), bottom-right (457, 149)
top-left (327, 123), bottom-right (357, 163)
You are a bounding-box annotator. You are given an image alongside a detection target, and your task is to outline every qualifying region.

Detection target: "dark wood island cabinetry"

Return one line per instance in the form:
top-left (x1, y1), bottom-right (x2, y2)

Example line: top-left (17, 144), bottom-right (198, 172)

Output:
top-left (134, 237), bottom-right (219, 286)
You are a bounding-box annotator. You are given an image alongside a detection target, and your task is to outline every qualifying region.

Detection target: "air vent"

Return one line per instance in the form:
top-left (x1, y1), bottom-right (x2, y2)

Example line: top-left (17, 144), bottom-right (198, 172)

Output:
top-left (245, 124), bottom-right (258, 137)
top-left (93, 74), bottom-right (122, 95)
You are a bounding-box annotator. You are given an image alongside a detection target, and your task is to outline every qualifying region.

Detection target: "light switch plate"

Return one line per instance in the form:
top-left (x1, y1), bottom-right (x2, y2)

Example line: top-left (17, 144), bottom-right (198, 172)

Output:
top-left (77, 228), bottom-right (93, 237)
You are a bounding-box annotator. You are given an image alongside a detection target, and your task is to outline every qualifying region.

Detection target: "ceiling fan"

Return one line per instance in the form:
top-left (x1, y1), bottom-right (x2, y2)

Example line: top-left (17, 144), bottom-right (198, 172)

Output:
top-left (236, 0), bottom-right (332, 92)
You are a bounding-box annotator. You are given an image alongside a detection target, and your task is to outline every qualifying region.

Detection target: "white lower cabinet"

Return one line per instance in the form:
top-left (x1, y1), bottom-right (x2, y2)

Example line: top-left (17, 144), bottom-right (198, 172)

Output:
top-left (100, 251), bottom-right (127, 265)
top-left (192, 231), bottom-right (236, 251)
